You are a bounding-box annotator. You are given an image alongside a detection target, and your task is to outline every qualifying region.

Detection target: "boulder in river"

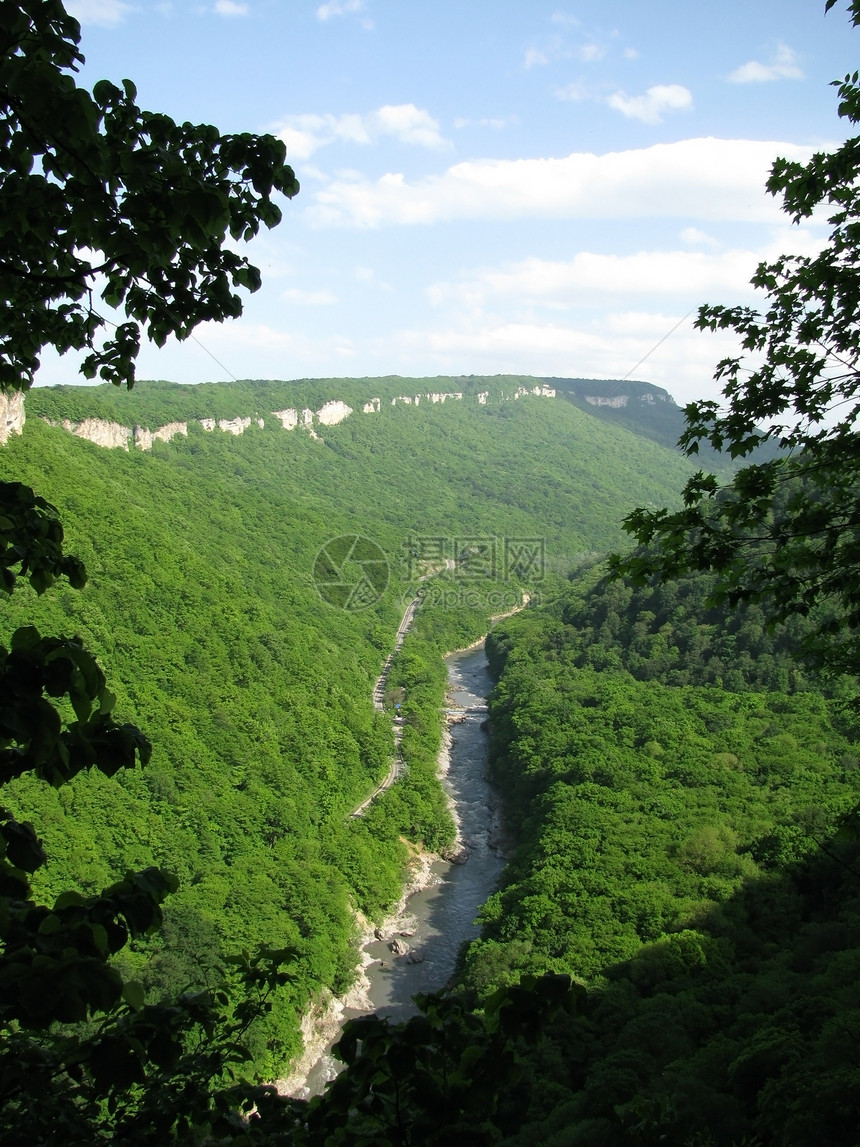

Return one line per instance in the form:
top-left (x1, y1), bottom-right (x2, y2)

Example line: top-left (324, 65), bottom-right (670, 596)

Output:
top-left (389, 937), bottom-right (410, 956)
top-left (441, 844), bottom-right (470, 865)
top-left (405, 950), bottom-right (425, 965)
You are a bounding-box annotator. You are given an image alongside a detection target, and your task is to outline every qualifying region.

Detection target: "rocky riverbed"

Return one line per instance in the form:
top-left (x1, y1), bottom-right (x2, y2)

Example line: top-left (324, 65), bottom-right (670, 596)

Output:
top-left (276, 643), bottom-right (506, 1098)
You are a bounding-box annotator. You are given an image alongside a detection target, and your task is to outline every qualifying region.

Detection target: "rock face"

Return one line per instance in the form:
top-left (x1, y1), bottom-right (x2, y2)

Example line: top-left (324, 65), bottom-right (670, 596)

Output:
top-left (133, 422), bottom-right (188, 451)
top-left (514, 384), bottom-right (556, 399)
top-left (585, 395), bottom-right (628, 408)
top-left (60, 418), bottom-right (132, 450)
top-left (220, 416), bottom-right (252, 435)
top-left (29, 379), bottom-right (640, 456)
top-left (441, 844), bottom-right (470, 865)
top-left (201, 416), bottom-right (259, 435)
top-left (316, 400), bottom-right (352, 426)
top-left (273, 408), bottom-right (299, 430)
top-left (0, 392), bottom-right (24, 445)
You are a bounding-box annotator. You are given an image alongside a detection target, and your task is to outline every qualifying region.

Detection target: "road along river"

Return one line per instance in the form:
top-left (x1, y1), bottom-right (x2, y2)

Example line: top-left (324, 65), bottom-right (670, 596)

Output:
top-left (282, 643), bottom-right (507, 1096)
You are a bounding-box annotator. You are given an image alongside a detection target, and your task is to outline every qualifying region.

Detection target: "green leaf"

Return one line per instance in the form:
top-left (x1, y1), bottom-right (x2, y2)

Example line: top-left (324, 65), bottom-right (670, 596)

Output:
top-left (122, 980), bottom-right (146, 1010)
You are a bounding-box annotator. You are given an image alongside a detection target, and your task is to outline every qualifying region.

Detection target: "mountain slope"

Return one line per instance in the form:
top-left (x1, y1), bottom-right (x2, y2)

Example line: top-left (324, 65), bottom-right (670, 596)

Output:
top-left (1, 375), bottom-right (699, 1073)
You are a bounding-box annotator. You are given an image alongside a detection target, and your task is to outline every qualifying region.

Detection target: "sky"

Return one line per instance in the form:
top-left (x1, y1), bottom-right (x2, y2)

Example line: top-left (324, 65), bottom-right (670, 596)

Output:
top-left (42, 0), bottom-right (860, 405)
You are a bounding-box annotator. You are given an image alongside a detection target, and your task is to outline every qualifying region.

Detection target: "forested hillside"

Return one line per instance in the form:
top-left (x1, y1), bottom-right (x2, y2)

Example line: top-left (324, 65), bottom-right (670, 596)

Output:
top-left (0, 377), bottom-right (696, 1073)
top-left (292, 571), bottom-right (860, 1144)
top-left (5, 1), bottom-right (860, 1138)
top-left (456, 572), bottom-right (860, 1143)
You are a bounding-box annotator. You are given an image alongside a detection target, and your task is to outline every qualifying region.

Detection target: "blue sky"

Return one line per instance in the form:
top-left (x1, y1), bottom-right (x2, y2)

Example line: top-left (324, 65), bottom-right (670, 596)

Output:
top-left (47, 0), bottom-right (859, 404)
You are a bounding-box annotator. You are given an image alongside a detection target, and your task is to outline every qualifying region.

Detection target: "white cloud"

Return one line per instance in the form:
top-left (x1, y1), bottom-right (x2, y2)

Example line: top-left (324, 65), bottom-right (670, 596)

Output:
top-left (276, 105), bottom-right (450, 160)
top-left (66, 0), bottom-right (133, 26)
top-left (728, 43), bottom-right (804, 84)
top-left (454, 116), bottom-right (515, 130)
top-left (525, 48), bottom-right (549, 68)
top-left (281, 287), bottom-right (338, 306)
top-left (556, 81), bottom-right (590, 102)
top-left (317, 0), bottom-right (363, 20)
top-left (373, 104), bottom-right (449, 149)
top-left (608, 84), bottom-right (693, 124)
top-left (304, 138), bottom-right (816, 229)
top-left (389, 312), bottom-right (747, 406)
top-left (526, 29), bottom-right (603, 69)
top-left (550, 11), bottom-right (579, 27)
top-left (418, 226), bottom-right (827, 404)
top-left (429, 249), bottom-right (766, 308)
top-left (355, 266), bottom-right (393, 290)
top-left (681, 227), bottom-right (720, 248)
top-left (214, 0), bottom-right (247, 14)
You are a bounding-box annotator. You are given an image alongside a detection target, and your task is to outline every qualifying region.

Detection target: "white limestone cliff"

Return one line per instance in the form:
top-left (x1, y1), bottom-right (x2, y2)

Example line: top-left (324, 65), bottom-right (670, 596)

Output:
top-left (585, 395), bottom-right (628, 408)
top-left (316, 401), bottom-right (353, 426)
top-left (426, 392), bottom-right (462, 404)
top-left (218, 416), bottom-right (252, 436)
top-left (133, 422), bottom-right (188, 451)
top-left (273, 409), bottom-right (299, 429)
top-left (26, 381), bottom-right (598, 456)
top-left (0, 392), bottom-right (25, 445)
top-left (514, 385), bottom-right (556, 400)
top-left (59, 418), bottom-right (132, 450)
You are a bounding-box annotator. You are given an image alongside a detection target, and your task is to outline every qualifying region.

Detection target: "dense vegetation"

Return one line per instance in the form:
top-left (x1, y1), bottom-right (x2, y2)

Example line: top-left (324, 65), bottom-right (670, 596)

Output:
top-left (295, 572), bottom-right (860, 1144)
top-left (6, 3), bottom-right (860, 1140)
top-left (8, 382), bottom-right (858, 1142)
top-left (462, 574), bottom-right (860, 1143)
top-left (0, 379), bottom-right (695, 1084)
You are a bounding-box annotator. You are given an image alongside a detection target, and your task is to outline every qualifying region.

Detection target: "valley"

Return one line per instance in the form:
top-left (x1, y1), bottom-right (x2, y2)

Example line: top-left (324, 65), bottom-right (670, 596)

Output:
top-left (2, 374), bottom-right (859, 1142)
top-left (0, 375), bottom-right (697, 1074)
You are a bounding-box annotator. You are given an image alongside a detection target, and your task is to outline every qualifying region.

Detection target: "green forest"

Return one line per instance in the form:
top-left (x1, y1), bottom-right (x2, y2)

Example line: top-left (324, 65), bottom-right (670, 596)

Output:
top-left (465, 573), bottom-right (860, 1143)
top-left (7, 378), bottom-right (860, 1144)
top-left (4, 2), bottom-right (860, 1142)
top-left (0, 379), bottom-right (697, 1082)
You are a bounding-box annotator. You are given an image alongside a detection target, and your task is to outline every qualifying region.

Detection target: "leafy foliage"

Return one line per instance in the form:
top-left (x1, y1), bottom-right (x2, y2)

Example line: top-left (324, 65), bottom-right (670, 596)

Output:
top-left (443, 570), bottom-right (860, 1144)
top-left (0, 0), bottom-right (298, 390)
top-left (611, 44), bottom-right (860, 677)
top-left (0, 1), bottom-right (310, 1134)
top-left (295, 975), bottom-right (583, 1146)
top-left (0, 481), bottom-right (86, 595)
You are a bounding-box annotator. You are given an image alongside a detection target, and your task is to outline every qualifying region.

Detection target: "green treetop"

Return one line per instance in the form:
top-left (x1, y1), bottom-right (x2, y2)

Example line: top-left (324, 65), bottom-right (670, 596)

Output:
top-left (612, 0), bottom-right (860, 678)
top-left (0, 0), bottom-right (298, 391)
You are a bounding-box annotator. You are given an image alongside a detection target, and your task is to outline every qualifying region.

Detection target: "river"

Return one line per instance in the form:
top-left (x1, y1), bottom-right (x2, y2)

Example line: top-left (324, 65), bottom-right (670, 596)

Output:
top-left (293, 642), bottom-right (506, 1094)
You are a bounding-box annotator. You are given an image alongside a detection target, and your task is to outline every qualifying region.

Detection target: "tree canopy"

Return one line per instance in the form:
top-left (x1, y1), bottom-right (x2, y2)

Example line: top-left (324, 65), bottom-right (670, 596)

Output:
top-left (0, 1), bottom-right (307, 1136)
top-left (0, 0), bottom-right (298, 391)
top-left (611, 6), bottom-right (860, 678)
